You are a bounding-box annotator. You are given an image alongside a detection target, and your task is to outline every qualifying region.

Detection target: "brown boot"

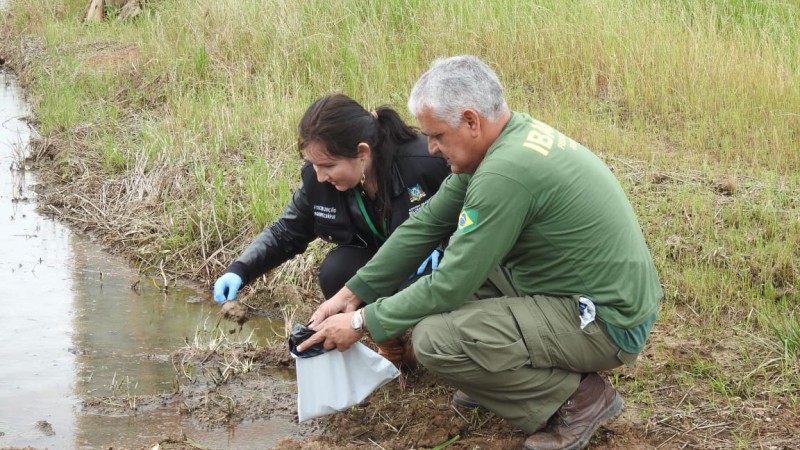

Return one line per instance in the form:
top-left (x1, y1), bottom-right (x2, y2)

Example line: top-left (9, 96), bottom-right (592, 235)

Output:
top-left (523, 373), bottom-right (623, 450)
top-left (452, 390), bottom-right (482, 409)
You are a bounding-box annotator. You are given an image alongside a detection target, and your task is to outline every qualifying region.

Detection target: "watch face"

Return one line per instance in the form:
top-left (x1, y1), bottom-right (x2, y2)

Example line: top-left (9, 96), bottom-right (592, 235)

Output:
top-left (351, 311), bottom-right (362, 330)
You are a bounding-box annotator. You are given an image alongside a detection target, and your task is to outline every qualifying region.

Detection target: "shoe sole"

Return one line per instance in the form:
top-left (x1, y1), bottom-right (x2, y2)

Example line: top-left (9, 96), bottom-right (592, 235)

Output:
top-left (523, 392), bottom-right (624, 450)
top-left (452, 394), bottom-right (482, 410)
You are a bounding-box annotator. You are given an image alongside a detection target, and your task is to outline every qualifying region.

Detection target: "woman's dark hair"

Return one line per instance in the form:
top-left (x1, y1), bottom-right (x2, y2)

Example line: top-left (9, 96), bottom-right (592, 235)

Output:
top-left (297, 94), bottom-right (418, 222)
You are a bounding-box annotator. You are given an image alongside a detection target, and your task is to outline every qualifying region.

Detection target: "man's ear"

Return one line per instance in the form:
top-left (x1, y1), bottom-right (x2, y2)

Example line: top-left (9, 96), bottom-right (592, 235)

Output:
top-left (463, 109), bottom-right (481, 134)
top-left (356, 142), bottom-right (372, 159)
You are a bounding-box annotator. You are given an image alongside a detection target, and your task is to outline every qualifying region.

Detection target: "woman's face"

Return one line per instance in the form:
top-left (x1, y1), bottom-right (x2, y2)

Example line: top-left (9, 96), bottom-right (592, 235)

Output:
top-left (304, 141), bottom-right (364, 191)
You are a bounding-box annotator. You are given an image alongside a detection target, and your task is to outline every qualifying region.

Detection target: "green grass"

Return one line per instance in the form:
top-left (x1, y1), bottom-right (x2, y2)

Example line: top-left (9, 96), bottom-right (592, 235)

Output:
top-left (1, 0), bottom-right (798, 447)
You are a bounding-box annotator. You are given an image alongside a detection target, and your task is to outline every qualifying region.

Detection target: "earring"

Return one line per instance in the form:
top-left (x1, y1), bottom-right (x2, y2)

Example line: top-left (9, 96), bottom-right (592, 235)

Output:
top-left (360, 168), bottom-right (366, 186)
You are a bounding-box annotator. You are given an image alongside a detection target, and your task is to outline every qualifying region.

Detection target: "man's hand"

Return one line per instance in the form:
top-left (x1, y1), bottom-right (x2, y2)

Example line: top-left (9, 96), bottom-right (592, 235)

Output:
top-left (296, 311), bottom-right (362, 353)
top-left (308, 286), bottom-right (363, 326)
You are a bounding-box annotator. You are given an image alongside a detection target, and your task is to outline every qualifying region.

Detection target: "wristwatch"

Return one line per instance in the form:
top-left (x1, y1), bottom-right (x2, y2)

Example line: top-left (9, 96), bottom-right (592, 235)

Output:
top-left (351, 309), bottom-right (366, 334)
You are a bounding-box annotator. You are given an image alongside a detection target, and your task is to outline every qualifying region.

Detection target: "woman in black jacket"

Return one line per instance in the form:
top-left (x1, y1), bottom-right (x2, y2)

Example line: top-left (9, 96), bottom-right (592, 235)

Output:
top-left (213, 93), bottom-right (449, 310)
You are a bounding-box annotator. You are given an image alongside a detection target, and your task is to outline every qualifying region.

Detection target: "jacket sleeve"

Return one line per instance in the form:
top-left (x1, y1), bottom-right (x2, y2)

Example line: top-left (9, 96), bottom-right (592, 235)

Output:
top-left (225, 182), bottom-right (317, 285)
top-left (346, 173), bottom-right (466, 302)
top-left (356, 172), bottom-right (534, 342)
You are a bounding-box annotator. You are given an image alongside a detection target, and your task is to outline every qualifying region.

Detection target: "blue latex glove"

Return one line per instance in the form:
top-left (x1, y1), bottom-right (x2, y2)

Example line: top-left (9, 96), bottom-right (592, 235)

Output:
top-left (213, 273), bottom-right (243, 304)
top-left (416, 249), bottom-right (442, 276)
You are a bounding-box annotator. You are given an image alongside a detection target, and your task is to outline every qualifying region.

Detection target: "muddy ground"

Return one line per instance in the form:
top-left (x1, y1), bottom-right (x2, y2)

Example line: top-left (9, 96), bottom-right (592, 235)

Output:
top-left (65, 297), bottom-right (799, 450)
top-left (78, 330), bottom-right (637, 450)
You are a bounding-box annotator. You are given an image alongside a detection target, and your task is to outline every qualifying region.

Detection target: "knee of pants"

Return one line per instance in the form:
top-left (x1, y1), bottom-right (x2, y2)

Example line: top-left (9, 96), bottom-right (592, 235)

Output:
top-left (317, 264), bottom-right (348, 300)
top-left (317, 246), bottom-right (375, 299)
top-left (411, 315), bottom-right (452, 370)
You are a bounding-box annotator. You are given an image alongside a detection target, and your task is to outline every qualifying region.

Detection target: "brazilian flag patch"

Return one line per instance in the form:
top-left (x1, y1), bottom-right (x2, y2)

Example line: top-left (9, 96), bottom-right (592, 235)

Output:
top-left (457, 208), bottom-right (478, 233)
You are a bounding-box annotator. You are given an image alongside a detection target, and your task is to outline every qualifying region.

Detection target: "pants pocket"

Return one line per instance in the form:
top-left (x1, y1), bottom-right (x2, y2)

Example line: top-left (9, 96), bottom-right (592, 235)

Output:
top-left (460, 338), bottom-right (530, 373)
top-left (508, 295), bottom-right (624, 373)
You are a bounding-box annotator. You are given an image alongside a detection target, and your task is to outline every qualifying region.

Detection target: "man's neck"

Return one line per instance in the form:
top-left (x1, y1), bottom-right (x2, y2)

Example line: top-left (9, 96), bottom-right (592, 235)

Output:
top-left (480, 111), bottom-right (512, 152)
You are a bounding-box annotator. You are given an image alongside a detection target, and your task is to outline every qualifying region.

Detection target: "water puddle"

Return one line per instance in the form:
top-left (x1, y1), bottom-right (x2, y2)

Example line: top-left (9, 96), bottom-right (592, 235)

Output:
top-left (0, 69), bottom-right (297, 449)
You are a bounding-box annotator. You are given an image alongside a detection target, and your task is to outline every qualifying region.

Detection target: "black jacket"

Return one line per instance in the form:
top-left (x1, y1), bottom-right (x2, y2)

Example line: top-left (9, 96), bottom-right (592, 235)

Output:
top-left (226, 134), bottom-right (450, 285)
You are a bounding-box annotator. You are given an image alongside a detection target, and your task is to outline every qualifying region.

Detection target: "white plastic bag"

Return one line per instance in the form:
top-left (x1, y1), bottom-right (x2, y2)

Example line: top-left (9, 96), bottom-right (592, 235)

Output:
top-left (293, 341), bottom-right (400, 422)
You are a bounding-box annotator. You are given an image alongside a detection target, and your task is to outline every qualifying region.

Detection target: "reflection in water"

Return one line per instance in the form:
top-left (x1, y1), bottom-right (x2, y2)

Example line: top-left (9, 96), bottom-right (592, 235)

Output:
top-left (0, 69), bottom-right (296, 449)
top-left (71, 244), bottom-right (236, 398)
top-left (0, 68), bottom-right (77, 449)
top-left (68, 239), bottom-right (292, 449)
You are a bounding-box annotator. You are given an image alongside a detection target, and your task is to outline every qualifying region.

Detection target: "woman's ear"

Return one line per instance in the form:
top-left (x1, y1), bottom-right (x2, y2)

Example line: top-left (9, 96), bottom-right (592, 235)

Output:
top-left (356, 142), bottom-right (372, 160)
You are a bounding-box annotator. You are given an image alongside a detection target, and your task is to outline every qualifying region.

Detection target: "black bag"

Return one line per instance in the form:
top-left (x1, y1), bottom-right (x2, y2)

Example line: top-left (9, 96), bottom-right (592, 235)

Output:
top-left (288, 323), bottom-right (329, 358)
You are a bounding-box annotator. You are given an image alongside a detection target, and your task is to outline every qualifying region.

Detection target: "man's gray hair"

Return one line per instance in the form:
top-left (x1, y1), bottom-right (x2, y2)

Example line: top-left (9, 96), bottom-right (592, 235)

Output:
top-left (408, 55), bottom-right (509, 127)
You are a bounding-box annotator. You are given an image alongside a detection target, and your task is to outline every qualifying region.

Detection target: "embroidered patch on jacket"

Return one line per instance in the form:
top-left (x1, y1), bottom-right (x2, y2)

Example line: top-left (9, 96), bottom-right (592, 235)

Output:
top-left (407, 184), bottom-right (426, 202)
top-left (457, 208), bottom-right (478, 233)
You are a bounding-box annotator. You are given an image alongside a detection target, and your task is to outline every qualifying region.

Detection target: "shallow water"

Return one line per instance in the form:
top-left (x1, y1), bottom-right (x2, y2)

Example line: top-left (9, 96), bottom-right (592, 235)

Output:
top-left (0, 69), bottom-right (297, 449)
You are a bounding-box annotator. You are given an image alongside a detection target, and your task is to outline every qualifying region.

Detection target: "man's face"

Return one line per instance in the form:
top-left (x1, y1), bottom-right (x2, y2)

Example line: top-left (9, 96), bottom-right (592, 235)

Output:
top-left (416, 107), bottom-right (480, 174)
top-left (304, 141), bottom-right (363, 191)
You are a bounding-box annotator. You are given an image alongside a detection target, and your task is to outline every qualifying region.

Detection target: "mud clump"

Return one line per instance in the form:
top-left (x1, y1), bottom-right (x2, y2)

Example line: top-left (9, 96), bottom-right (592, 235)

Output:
top-left (220, 300), bottom-right (249, 325)
top-left (35, 420), bottom-right (55, 436)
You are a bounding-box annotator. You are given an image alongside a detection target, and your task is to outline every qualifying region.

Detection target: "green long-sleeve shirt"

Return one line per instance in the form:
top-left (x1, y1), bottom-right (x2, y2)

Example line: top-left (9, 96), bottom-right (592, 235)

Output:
top-left (347, 112), bottom-right (662, 349)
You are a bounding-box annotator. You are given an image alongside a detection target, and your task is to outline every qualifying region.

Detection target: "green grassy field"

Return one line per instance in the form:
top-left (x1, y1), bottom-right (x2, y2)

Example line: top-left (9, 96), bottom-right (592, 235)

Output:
top-left (1, 0), bottom-right (798, 447)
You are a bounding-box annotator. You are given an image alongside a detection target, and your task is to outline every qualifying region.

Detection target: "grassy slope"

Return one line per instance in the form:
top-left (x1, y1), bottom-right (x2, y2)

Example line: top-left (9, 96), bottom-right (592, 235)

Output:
top-left (1, 0), bottom-right (798, 447)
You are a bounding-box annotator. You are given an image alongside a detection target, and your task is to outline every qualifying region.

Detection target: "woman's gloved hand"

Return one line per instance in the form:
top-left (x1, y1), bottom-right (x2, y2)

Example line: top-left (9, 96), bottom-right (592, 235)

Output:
top-left (416, 249), bottom-right (442, 275)
top-left (213, 273), bottom-right (243, 304)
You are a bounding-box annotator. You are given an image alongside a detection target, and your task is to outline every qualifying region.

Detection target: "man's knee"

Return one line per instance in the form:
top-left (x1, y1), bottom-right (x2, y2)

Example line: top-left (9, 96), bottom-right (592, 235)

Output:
top-left (411, 315), bottom-right (451, 369)
top-left (410, 320), bottom-right (433, 365)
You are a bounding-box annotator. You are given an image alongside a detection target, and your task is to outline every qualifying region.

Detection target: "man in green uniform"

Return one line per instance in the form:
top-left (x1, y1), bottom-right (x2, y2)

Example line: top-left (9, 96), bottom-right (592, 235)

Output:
top-left (298, 55), bottom-right (662, 450)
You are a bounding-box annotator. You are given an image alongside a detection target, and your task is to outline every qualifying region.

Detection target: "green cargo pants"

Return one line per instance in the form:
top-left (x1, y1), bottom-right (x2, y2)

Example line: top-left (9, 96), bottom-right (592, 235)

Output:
top-left (411, 267), bottom-right (636, 433)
